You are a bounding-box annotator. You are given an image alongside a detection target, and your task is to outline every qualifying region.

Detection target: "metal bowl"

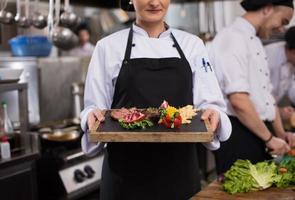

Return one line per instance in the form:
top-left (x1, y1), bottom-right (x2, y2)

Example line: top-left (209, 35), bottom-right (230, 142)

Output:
top-left (41, 130), bottom-right (80, 142)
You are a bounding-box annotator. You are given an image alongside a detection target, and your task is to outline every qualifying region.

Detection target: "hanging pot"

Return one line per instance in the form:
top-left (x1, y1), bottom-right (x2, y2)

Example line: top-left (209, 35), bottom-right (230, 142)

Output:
top-left (51, 26), bottom-right (78, 50)
top-left (32, 0), bottom-right (47, 29)
top-left (60, 0), bottom-right (78, 28)
top-left (15, 0), bottom-right (31, 28)
top-left (49, 0), bottom-right (78, 50)
top-left (0, 0), bottom-right (14, 24)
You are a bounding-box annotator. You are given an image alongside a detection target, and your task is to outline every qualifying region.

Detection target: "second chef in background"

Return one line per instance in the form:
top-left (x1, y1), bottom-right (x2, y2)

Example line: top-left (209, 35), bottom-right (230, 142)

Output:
top-left (80, 0), bottom-right (232, 199)
top-left (209, 0), bottom-right (295, 175)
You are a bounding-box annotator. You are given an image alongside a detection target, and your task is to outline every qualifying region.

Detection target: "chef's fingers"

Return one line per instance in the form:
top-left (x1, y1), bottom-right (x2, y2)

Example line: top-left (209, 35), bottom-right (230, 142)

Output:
top-left (87, 113), bottom-right (97, 130)
top-left (201, 109), bottom-right (211, 120)
top-left (286, 132), bottom-right (295, 147)
top-left (268, 137), bottom-right (290, 155)
top-left (87, 109), bottom-right (105, 130)
top-left (201, 109), bottom-right (220, 132)
top-left (274, 144), bottom-right (291, 155)
top-left (93, 109), bottom-right (105, 122)
top-left (285, 106), bottom-right (294, 112)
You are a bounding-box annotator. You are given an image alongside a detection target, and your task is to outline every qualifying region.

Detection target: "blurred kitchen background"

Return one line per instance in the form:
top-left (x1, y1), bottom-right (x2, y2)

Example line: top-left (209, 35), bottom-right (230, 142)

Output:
top-left (0, 0), bottom-right (294, 200)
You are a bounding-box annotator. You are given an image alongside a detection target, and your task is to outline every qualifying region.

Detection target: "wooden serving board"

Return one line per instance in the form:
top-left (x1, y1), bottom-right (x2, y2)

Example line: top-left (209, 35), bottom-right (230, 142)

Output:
top-left (190, 181), bottom-right (295, 200)
top-left (89, 110), bottom-right (213, 143)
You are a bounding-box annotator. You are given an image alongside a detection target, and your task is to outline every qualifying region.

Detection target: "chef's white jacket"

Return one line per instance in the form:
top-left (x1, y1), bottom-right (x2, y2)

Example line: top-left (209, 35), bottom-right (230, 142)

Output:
top-left (264, 41), bottom-right (295, 104)
top-left (80, 24), bottom-right (232, 156)
top-left (209, 17), bottom-right (276, 121)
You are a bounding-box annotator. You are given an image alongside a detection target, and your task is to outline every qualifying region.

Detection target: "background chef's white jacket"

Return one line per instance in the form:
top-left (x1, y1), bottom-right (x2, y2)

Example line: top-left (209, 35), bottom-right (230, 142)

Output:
top-left (80, 24), bottom-right (232, 156)
top-left (209, 17), bottom-right (276, 121)
top-left (264, 41), bottom-right (295, 104)
top-left (68, 42), bottom-right (95, 57)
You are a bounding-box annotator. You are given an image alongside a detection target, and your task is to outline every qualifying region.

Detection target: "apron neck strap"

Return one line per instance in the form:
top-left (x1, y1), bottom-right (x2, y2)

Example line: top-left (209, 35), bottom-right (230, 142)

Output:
top-left (124, 26), bottom-right (186, 60)
top-left (124, 27), bottom-right (134, 60)
top-left (170, 33), bottom-right (186, 60)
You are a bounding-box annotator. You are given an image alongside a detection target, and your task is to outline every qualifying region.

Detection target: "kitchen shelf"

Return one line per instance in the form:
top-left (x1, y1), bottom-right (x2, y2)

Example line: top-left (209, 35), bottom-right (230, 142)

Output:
top-left (0, 83), bottom-right (28, 134)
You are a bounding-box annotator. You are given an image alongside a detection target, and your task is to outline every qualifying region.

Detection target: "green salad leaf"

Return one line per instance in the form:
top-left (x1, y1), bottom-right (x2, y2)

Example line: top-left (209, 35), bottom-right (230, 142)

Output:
top-left (275, 172), bottom-right (294, 188)
top-left (223, 160), bottom-right (256, 194)
top-left (223, 160), bottom-right (279, 194)
top-left (275, 156), bottom-right (295, 188)
top-left (119, 119), bottom-right (153, 130)
top-left (250, 161), bottom-right (279, 190)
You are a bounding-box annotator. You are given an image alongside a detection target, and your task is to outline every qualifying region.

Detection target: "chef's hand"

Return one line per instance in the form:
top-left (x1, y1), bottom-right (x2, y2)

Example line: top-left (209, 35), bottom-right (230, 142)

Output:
top-left (281, 132), bottom-right (295, 148)
top-left (279, 106), bottom-right (294, 121)
top-left (201, 109), bottom-right (220, 133)
top-left (87, 109), bottom-right (105, 130)
top-left (266, 136), bottom-right (290, 155)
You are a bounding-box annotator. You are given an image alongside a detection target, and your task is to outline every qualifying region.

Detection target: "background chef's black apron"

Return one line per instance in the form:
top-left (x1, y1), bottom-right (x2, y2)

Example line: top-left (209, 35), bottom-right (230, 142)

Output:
top-left (214, 116), bottom-right (272, 175)
top-left (100, 27), bottom-right (201, 200)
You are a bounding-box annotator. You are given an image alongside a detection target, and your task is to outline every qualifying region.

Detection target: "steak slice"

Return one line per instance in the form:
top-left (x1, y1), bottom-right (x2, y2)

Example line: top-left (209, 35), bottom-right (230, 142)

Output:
top-left (111, 108), bottom-right (130, 120)
top-left (123, 110), bottom-right (145, 123)
top-left (110, 108), bottom-right (141, 121)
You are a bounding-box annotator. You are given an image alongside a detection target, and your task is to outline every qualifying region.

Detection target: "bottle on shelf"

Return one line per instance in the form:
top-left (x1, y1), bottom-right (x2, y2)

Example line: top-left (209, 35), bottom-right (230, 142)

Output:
top-left (0, 106), bottom-right (4, 136)
top-left (1, 135), bottom-right (11, 159)
top-left (2, 102), bottom-right (14, 135)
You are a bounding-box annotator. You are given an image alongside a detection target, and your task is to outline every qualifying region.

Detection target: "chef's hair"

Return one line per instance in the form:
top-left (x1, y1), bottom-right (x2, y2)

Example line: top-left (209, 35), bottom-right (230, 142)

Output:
top-left (74, 23), bottom-right (91, 36)
top-left (241, 0), bottom-right (294, 11)
top-left (285, 26), bottom-right (295, 50)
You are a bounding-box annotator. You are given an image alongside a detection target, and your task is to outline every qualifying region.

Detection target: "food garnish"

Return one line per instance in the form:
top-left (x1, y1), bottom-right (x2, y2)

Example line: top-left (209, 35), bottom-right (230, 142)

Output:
top-left (159, 101), bottom-right (182, 129)
top-left (179, 105), bottom-right (198, 124)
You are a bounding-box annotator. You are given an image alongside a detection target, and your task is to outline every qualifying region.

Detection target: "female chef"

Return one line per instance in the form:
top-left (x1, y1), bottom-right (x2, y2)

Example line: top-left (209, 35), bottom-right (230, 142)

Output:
top-left (80, 0), bottom-right (231, 199)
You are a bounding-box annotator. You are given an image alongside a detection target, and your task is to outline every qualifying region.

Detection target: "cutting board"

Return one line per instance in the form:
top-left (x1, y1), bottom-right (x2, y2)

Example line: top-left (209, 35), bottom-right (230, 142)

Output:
top-left (89, 110), bottom-right (213, 143)
top-left (190, 181), bottom-right (295, 200)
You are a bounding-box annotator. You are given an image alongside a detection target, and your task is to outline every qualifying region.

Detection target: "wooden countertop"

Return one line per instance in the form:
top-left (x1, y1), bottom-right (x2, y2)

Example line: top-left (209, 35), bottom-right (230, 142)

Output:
top-left (191, 181), bottom-right (295, 200)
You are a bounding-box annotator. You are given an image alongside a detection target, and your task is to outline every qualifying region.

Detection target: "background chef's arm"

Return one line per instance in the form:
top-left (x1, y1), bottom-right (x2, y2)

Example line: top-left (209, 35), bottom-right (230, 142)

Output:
top-left (278, 108), bottom-right (295, 147)
top-left (287, 77), bottom-right (295, 105)
top-left (80, 41), bottom-right (110, 156)
top-left (229, 92), bottom-right (272, 141)
top-left (192, 38), bottom-right (232, 150)
top-left (272, 107), bottom-right (293, 139)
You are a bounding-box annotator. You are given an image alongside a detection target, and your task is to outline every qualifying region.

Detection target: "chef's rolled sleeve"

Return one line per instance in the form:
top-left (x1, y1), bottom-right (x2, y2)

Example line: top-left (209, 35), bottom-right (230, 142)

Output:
top-left (211, 33), bottom-right (250, 96)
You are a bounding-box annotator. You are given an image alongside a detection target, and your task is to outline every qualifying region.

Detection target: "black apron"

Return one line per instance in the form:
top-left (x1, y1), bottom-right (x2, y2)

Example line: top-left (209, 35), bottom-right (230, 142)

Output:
top-left (214, 116), bottom-right (272, 175)
top-left (100, 27), bottom-right (201, 200)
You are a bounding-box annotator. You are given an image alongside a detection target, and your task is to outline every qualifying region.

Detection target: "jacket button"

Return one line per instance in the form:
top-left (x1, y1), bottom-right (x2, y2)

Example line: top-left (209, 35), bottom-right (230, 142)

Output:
top-left (124, 60), bottom-right (128, 65)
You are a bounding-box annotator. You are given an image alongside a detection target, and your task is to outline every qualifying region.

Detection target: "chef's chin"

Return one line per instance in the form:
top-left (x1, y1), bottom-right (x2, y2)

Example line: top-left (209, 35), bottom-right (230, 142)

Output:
top-left (139, 11), bottom-right (165, 23)
top-left (257, 27), bottom-right (272, 40)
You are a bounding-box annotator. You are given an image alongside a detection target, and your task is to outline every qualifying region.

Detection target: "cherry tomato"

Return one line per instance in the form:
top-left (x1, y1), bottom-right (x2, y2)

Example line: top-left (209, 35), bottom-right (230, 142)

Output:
top-left (173, 115), bottom-right (182, 129)
top-left (162, 116), bottom-right (172, 128)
